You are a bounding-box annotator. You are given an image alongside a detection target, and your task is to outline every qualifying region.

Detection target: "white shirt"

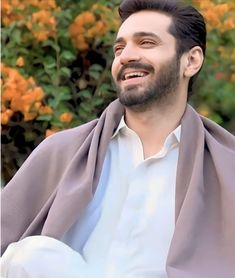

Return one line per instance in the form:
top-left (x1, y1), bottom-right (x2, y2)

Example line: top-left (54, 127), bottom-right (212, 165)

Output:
top-left (1, 117), bottom-right (181, 277)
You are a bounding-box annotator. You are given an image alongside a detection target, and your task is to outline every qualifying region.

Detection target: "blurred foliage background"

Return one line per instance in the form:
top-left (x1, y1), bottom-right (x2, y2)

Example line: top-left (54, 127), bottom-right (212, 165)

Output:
top-left (1, 0), bottom-right (235, 184)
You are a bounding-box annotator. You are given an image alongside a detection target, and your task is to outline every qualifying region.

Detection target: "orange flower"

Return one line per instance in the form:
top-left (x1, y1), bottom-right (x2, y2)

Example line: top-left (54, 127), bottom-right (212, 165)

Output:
top-left (231, 50), bottom-right (235, 61)
top-left (11, 96), bottom-right (28, 112)
top-left (32, 87), bottom-right (44, 101)
top-left (2, 88), bottom-right (17, 101)
top-left (1, 109), bottom-right (13, 125)
top-left (80, 11), bottom-right (96, 25)
top-left (74, 39), bottom-right (89, 51)
top-left (1, 112), bottom-right (10, 125)
top-left (69, 24), bottom-right (85, 37)
top-left (86, 21), bottom-right (107, 38)
top-left (194, 0), bottom-right (235, 33)
top-left (46, 127), bottom-right (60, 137)
top-left (39, 106), bottom-right (54, 115)
top-left (1, 104), bottom-right (6, 112)
top-left (2, 0), bottom-right (58, 26)
top-left (27, 77), bottom-right (36, 86)
top-left (228, 2), bottom-right (235, 9)
top-left (215, 72), bottom-right (226, 81)
top-left (214, 4), bottom-right (228, 17)
top-left (1, 1), bottom-right (12, 15)
top-left (60, 112), bottom-right (73, 123)
top-left (196, 1), bottom-right (214, 10)
top-left (2, 0), bottom-right (24, 26)
top-left (70, 4), bottom-right (118, 51)
top-left (24, 111), bottom-right (38, 121)
top-left (69, 11), bottom-right (95, 49)
top-left (1, 63), bottom-right (53, 123)
top-left (221, 18), bottom-right (235, 32)
top-left (203, 10), bottom-right (220, 28)
top-left (198, 105), bottom-right (211, 118)
top-left (231, 74), bottom-right (235, 82)
top-left (28, 0), bottom-right (57, 10)
top-left (27, 10), bottom-right (57, 42)
top-left (16, 57), bottom-right (25, 67)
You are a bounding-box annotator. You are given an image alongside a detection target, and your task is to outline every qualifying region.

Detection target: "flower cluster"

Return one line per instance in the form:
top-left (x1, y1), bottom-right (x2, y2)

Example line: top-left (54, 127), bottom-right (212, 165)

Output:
top-left (2, 0), bottom-right (25, 26)
top-left (2, 0), bottom-right (58, 42)
top-left (194, 0), bottom-right (235, 32)
top-left (26, 10), bottom-right (57, 42)
top-left (69, 4), bottom-right (119, 51)
top-left (1, 63), bottom-right (53, 125)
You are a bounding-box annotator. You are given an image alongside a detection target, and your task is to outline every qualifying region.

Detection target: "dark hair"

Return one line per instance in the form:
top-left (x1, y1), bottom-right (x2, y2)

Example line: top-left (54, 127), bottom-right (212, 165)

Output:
top-left (119, 0), bottom-right (207, 95)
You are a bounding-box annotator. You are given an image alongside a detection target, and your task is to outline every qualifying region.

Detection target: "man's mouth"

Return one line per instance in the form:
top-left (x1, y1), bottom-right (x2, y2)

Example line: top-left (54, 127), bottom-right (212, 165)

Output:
top-left (122, 71), bottom-right (149, 81)
top-left (116, 62), bottom-right (154, 83)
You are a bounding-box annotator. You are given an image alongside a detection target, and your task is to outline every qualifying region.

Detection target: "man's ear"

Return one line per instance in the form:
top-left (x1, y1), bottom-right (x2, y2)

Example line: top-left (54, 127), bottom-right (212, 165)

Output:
top-left (183, 46), bottom-right (204, 78)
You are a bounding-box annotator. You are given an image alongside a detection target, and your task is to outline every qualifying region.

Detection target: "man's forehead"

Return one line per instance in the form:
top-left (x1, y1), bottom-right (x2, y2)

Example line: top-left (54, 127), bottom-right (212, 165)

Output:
top-left (117, 10), bottom-right (173, 38)
top-left (116, 10), bottom-right (173, 41)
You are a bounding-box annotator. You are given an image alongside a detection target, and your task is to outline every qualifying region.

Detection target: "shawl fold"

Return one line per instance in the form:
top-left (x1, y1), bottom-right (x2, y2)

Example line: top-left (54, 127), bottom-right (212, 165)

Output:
top-left (2, 99), bottom-right (235, 277)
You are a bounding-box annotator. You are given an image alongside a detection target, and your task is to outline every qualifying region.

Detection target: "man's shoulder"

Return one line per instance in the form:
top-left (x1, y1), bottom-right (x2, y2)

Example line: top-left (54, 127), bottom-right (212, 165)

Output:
top-left (184, 104), bottom-right (235, 148)
top-left (23, 118), bottom-right (99, 165)
top-left (200, 114), bottom-right (235, 148)
top-left (41, 119), bottom-right (98, 149)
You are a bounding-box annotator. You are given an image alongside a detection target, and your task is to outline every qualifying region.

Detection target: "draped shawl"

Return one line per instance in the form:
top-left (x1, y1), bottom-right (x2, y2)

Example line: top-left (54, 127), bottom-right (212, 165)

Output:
top-left (2, 100), bottom-right (235, 277)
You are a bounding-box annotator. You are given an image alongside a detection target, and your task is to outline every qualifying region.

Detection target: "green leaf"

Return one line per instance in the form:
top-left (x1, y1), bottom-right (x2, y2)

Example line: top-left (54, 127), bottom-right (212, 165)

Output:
top-left (98, 83), bottom-right (112, 95)
top-left (78, 90), bottom-right (92, 99)
top-left (37, 114), bottom-right (53, 121)
top-left (42, 40), bottom-right (60, 52)
top-left (89, 71), bottom-right (100, 80)
top-left (60, 67), bottom-right (71, 78)
top-left (92, 98), bottom-right (104, 106)
top-left (57, 93), bottom-right (72, 101)
top-left (48, 98), bottom-right (60, 109)
top-left (43, 56), bottom-right (56, 69)
top-left (60, 50), bottom-right (76, 61)
top-left (80, 102), bottom-right (93, 113)
top-left (89, 64), bottom-right (103, 72)
top-left (88, 64), bottom-right (104, 80)
top-left (12, 29), bottom-right (22, 44)
top-left (57, 86), bottom-right (71, 95)
top-left (42, 85), bottom-right (57, 94)
top-left (24, 131), bottom-right (37, 142)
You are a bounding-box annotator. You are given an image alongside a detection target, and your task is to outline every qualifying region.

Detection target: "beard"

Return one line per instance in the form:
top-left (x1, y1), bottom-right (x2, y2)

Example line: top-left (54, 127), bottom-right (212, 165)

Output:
top-left (113, 54), bottom-right (181, 111)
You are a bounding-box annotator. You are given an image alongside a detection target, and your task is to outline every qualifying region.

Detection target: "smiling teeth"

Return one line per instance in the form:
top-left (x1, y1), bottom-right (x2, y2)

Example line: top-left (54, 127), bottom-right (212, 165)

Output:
top-left (124, 72), bottom-right (146, 80)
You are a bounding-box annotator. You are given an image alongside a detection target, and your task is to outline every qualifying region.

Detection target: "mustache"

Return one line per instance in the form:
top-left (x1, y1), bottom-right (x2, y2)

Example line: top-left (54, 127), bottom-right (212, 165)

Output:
top-left (117, 62), bottom-right (154, 81)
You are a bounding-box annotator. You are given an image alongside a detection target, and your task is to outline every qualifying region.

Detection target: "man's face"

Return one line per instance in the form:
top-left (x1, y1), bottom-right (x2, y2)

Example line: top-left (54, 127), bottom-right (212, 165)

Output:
top-left (112, 11), bottom-right (182, 110)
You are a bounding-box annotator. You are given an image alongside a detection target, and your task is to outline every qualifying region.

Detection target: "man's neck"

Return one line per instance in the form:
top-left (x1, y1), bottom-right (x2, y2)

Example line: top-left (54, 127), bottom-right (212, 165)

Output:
top-left (124, 101), bottom-right (186, 158)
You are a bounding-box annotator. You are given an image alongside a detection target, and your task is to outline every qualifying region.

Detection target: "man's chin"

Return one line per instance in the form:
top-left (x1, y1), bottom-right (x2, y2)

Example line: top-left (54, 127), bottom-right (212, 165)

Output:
top-left (118, 92), bottom-right (155, 111)
top-left (119, 98), bottom-right (155, 112)
top-left (118, 83), bottom-right (143, 94)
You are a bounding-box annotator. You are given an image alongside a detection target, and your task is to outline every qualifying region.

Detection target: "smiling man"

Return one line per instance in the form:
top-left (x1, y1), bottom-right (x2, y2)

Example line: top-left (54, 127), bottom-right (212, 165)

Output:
top-left (1, 0), bottom-right (235, 277)
top-left (113, 16), bottom-right (182, 110)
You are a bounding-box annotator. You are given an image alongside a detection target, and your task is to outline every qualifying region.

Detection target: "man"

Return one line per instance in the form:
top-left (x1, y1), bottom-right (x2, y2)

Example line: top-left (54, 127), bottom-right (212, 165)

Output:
top-left (1, 0), bottom-right (235, 277)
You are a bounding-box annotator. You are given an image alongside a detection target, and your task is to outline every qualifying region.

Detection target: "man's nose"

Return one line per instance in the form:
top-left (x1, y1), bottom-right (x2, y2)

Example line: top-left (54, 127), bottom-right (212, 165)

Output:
top-left (119, 44), bottom-right (141, 65)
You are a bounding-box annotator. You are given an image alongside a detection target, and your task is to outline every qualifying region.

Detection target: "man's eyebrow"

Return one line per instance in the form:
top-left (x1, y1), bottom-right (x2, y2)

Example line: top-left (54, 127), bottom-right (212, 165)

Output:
top-left (133, 32), bottom-right (162, 41)
top-left (113, 31), bottom-right (162, 48)
top-left (113, 37), bottom-right (125, 47)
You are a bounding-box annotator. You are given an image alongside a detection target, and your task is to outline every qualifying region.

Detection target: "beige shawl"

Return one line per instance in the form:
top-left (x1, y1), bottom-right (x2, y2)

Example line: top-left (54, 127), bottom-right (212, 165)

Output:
top-left (2, 99), bottom-right (235, 277)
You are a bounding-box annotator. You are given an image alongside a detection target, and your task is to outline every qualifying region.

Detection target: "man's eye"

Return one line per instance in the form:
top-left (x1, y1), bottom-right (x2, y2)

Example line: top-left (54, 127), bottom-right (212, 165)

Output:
top-left (140, 40), bottom-right (155, 46)
top-left (114, 46), bottom-right (124, 56)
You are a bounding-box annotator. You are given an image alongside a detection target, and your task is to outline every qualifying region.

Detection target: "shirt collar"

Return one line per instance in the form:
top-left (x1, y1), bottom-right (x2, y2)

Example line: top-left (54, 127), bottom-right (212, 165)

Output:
top-left (111, 116), bottom-right (127, 138)
top-left (112, 116), bottom-right (181, 143)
